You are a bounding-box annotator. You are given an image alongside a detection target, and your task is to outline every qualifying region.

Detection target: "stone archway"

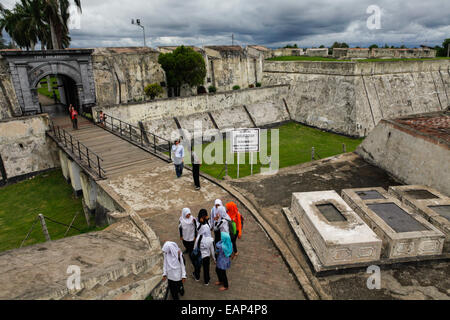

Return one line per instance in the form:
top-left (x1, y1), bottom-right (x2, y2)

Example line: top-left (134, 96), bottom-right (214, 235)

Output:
top-left (1, 49), bottom-right (96, 115)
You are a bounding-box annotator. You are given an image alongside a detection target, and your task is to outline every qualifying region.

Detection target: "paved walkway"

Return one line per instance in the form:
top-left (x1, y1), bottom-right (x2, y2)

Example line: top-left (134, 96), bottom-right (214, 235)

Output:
top-left (52, 115), bottom-right (305, 300)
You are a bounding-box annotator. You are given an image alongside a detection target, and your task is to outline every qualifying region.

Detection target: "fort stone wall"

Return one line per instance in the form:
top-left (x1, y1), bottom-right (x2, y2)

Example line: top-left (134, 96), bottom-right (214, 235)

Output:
top-left (0, 114), bottom-right (59, 180)
top-left (263, 59), bottom-right (450, 137)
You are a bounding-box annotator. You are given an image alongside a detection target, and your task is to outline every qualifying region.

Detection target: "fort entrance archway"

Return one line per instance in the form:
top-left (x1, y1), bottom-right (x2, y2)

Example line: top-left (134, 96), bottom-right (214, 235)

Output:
top-left (1, 49), bottom-right (96, 115)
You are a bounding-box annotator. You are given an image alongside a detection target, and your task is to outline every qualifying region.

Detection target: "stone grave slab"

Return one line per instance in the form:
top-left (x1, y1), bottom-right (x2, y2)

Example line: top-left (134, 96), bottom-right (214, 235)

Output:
top-left (388, 185), bottom-right (450, 253)
top-left (285, 190), bottom-right (381, 269)
top-left (341, 187), bottom-right (445, 259)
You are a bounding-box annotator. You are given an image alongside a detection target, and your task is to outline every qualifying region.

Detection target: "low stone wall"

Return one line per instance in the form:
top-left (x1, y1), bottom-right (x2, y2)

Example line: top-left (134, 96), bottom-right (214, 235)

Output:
top-left (356, 117), bottom-right (450, 196)
top-left (263, 60), bottom-right (450, 137)
top-left (306, 48), bottom-right (329, 57)
top-left (0, 114), bottom-right (59, 180)
top-left (92, 85), bottom-right (289, 125)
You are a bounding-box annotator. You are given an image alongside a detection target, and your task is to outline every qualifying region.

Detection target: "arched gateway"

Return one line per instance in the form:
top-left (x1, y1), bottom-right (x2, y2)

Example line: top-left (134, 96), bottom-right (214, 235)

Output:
top-left (1, 49), bottom-right (96, 115)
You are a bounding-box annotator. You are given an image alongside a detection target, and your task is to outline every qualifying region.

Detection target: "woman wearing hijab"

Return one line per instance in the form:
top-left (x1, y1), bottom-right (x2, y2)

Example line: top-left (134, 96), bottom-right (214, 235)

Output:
top-left (210, 199), bottom-right (223, 237)
top-left (193, 209), bottom-right (216, 285)
top-left (226, 202), bottom-right (242, 259)
top-left (215, 232), bottom-right (233, 291)
top-left (179, 208), bottom-right (198, 258)
top-left (162, 241), bottom-right (186, 300)
top-left (213, 206), bottom-right (230, 244)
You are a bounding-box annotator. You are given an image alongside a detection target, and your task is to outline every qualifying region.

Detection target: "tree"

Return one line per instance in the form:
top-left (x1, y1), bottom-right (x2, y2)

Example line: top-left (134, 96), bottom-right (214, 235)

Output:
top-left (437, 38), bottom-right (450, 57)
top-left (369, 44), bottom-right (379, 49)
top-left (158, 46), bottom-right (206, 97)
top-left (0, 0), bottom-right (81, 50)
top-left (284, 44), bottom-right (298, 48)
top-left (144, 83), bottom-right (163, 100)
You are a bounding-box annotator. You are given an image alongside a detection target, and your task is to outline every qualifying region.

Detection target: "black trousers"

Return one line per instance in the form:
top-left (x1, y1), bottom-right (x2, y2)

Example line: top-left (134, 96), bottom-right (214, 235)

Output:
top-left (214, 230), bottom-right (221, 245)
top-left (72, 118), bottom-right (78, 129)
top-left (193, 164), bottom-right (200, 188)
top-left (231, 233), bottom-right (238, 253)
top-left (215, 267), bottom-right (229, 288)
top-left (194, 256), bottom-right (211, 284)
top-left (168, 279), bottom-right (182, 300)
top-left (183, 240), bottom-right (195, 266)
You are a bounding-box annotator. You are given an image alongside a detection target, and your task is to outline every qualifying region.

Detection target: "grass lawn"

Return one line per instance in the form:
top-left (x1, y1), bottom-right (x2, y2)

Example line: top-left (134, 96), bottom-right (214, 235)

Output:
top-left (38, 76), bottom-right (60, 100)
top-left (0, 169), bottom-right (102, 252)
top-left (184, 122), bottom-right (363, 179)
top-left (267, 56), bottom-right (450, 62)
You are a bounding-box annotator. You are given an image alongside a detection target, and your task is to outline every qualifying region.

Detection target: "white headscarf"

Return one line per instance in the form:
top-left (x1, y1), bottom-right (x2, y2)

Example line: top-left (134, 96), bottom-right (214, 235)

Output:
top-left (211, 199), bottom-right (223, 220)
top-left (217, 205), bottom-right (229, 220)
top-left (162, 241), bottom-right (181, 269)
top-left (179, 208), bottom-right (194, 227)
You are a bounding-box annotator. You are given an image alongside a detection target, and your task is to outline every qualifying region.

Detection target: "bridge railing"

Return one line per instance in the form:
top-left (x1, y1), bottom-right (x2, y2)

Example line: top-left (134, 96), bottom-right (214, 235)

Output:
top-left (48, 122), bottom-right (106, 179)
top-left (98, 112), bottom-right (172, 160)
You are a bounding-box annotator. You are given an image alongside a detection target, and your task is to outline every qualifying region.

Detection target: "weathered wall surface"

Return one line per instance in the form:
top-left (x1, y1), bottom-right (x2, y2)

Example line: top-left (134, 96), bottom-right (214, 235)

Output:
top-left (93, 85), bottom-right (288, 125)
top-left (92, 48), bottom-right (166, 107)
top-left (204, 46), bottom-right (263, 91)
top-left (356, 119), bottom-right (450, 196)
top-left (0, 114), bottom-right (59, 179)
top-left (0, 56), bottom-right (21, 120)
top-left (263, 60), bottom-right (450, 136)
top-left (332, 48), bottom-right (436, 59)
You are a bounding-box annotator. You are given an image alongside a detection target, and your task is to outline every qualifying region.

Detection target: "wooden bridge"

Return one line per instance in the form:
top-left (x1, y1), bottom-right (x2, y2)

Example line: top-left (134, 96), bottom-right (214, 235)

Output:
top-left (48, 116), bottom-right (167, 179)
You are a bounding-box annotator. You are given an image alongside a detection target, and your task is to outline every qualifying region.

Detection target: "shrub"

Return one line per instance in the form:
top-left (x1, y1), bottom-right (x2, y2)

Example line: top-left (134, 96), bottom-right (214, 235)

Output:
top-left (232, 85), bottom-right (240, 90)
top-left (208, 86), bottom-right (217, 93)
top-left (144, 83), bottom-right (164, 100)
top-left (256, 82), bottom-right (262, 87)
top-left (249, 84), bottom-right (254, 88)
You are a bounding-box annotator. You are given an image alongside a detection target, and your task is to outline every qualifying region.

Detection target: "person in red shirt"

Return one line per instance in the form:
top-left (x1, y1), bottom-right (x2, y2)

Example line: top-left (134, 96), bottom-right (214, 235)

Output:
top-left (225, 201), bottom-right (243, 259)
top-left (71, 107), bottom-right (78, 130)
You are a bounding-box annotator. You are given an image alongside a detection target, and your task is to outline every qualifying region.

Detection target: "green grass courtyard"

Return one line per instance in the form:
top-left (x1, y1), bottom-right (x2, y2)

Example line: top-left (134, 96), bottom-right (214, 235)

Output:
top-left (185, 122), bottom-right (363, 179)
top-left (0, 169), bottom-right (102, 252)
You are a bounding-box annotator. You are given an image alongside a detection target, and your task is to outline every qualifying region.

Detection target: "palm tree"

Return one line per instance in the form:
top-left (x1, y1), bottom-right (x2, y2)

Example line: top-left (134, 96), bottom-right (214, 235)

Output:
top-left (43, 0), bottom-right (81, 49)
top-left (0, 0), bottom-right (81, 50)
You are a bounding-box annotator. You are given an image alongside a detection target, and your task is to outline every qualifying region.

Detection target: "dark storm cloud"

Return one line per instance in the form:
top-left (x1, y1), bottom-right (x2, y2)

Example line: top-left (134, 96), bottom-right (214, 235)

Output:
top-left (2, 0), bottom-right (449, 48)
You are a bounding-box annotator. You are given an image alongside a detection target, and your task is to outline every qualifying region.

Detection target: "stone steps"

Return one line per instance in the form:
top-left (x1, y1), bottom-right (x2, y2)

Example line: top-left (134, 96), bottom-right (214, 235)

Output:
top-left (62, 256), bottom-right (164, 300)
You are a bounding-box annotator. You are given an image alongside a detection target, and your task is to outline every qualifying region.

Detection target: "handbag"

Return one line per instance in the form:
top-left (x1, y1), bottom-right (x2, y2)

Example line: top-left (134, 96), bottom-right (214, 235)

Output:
top-left (190, 235), bottom-right (203, 269)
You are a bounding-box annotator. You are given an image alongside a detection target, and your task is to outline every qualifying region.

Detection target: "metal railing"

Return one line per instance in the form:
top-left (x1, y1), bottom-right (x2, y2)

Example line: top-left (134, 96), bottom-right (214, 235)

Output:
top-left (48, 122), bottom-right (106, 179)
top-left (98, 112), bottom-right (172, 160)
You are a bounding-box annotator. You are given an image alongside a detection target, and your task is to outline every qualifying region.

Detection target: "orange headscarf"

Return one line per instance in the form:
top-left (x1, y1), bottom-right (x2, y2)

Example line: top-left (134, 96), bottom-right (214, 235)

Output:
top-left (226, 202), bottom-right (242, 237)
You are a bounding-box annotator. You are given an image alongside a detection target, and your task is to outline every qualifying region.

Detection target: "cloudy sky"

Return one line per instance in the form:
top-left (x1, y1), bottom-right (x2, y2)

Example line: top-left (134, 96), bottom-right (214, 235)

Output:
top-left (1, 0), bottom-right (449, 49)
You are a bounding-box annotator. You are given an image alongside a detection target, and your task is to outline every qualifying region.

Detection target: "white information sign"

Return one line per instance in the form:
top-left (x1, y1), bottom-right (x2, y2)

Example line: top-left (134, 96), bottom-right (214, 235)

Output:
top-left (231, 128), bottom-right (260, 153)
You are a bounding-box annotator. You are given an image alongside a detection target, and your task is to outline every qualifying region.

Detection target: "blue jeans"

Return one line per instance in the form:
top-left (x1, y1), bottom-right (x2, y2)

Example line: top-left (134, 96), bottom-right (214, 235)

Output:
top-left (175, 163), bottom-right (184, 177)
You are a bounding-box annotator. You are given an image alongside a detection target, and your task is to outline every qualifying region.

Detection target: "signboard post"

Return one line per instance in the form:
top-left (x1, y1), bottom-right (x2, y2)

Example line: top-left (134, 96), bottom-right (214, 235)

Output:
top-left (231, 129), bottom-right (260, 178)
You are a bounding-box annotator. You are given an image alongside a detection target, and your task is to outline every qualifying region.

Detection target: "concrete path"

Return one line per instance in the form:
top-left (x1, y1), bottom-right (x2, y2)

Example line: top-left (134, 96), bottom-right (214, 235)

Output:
top-left (106, 162), bottom-right (305, 300)
top-left (51, 115), bottom-right (306, 300)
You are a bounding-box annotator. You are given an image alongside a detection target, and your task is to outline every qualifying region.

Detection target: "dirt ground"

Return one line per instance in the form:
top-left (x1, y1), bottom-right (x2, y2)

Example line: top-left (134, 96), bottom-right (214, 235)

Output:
top-left (229, 152), bottom-right (450, 300)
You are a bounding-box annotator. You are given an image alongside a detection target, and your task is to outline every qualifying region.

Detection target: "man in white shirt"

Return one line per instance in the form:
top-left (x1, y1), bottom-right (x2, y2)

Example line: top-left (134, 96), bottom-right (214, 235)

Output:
top-left (172, 139), bottom-right (185, 178)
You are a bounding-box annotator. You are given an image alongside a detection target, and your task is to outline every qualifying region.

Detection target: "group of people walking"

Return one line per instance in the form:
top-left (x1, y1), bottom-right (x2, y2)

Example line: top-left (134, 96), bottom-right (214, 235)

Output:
top-left (162, 198), bottom-right (244, 300)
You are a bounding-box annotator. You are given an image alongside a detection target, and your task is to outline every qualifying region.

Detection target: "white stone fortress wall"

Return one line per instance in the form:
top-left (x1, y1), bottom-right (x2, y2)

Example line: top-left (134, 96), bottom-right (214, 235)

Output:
top-left (263, 59), bottom-right (450, 137)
